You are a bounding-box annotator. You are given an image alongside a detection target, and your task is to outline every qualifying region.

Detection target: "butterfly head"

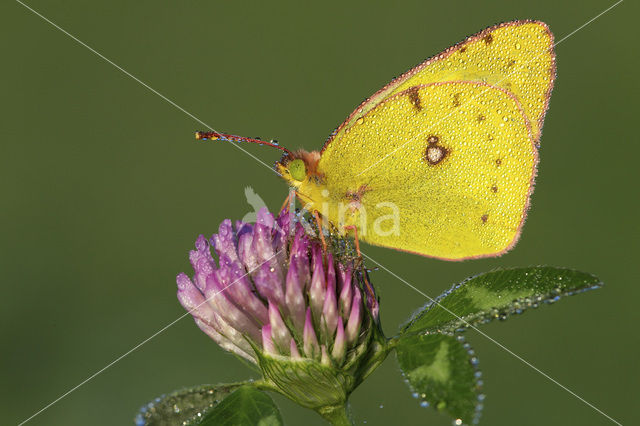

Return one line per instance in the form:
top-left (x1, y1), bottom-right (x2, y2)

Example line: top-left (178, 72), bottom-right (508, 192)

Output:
top-left (276, 150), bottom-right (322, 188)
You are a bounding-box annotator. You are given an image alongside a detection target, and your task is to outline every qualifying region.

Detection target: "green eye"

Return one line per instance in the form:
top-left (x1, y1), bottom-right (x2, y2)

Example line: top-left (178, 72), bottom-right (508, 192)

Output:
top-left (289, 159), bottom-right (306, 181)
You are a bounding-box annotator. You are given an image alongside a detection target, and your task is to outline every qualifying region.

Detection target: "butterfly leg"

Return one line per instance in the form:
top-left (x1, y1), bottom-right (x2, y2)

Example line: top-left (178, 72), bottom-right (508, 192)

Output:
top-left (343, 224), bottom-right (376, 301)
top-left (312, 210), bottom-right (328, 251)
top-left (279, 190), bottom-right (294, 213)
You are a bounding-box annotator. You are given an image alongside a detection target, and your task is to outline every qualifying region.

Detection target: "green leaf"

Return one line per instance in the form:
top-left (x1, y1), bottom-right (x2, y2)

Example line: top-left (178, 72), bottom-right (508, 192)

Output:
top-left (396, 334), bottom-right (481, 425)
top-left (401, 267), bottom-right (601, 335)
top-left (135, 383), bottom-right (245, 425)
top-left (195, 385), bottom-right (283, 426)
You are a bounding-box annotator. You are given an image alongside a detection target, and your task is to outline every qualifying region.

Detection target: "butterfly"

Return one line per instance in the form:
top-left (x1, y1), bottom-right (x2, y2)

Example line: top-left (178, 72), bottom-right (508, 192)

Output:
top-left (198, 20), bottom-right (556, 260)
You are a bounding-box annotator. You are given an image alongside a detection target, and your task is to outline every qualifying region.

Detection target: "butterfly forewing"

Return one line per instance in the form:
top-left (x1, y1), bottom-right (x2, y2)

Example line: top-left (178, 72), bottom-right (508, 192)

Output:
top-left (327, 20), bottom-right (555, 146)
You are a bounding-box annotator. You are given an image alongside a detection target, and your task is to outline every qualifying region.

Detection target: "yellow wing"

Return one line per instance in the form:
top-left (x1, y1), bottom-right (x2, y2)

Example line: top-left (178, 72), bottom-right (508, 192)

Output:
top-left (326, 20), bottom-right (555, 145)
top-left (314, 82), bottom-right (537, 260)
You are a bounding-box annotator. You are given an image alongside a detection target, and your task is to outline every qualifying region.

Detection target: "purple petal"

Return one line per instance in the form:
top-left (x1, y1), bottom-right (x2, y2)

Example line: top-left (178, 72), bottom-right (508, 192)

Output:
top-left (345, 286), bottom-right (362, 346)
top-left (321, 254), bottom-right (338, 341)
top-left (250, 218), bottom-right (286, 288)
top-left (204, 313), bottom-right (256, 355)
top-left (235, 220), bottom-right (253, 238)
top-left (366, 288), bottom-right (380, 322)
top-left (178, 274), bottom-right (255, 355)
top-left (289, 338), bottom-right (301, 360)
top-left (303, 308), bottom-right (320, 360)
top-left (308, 243), bottom-right (326, 322)
top-left (268, 300), bottom-right (292, 352)
top-left (256, 207), bottom-right (275, 229)
top-left (288, 227), bottom-right (310, 289)
top-left (331, 317), bottom-right (346, 363)
top-left (189, 236), bottom-right (216, 292)
top-left (261, 325), bottom-right (277, 356)
top-left (194, 318), bottom-right (255, 362)
top-left (284, 254), bottom-right (307, 333)
top-left (215, 257), bottom-right (268, 325)
top-left (275, 208), bottom-right (292, 245)
top-left (237, 228), bottom-right (257, 272)
top-left (251, 222), bottom-right (275, 265)
top-left (320, 345), bottom-right (331, 366)
top-left (338, 268), bottom-right (353, 322)
top-left (361, 271), bottom-right (379, 321)
top-left (253, 261), bottom-right (285, 308)
top-left (177, 273), bottom-right (218, 326)
top-left (204, 275), bottom-right (261, 343)
top-left (211, 220), bottom-right (239, 263)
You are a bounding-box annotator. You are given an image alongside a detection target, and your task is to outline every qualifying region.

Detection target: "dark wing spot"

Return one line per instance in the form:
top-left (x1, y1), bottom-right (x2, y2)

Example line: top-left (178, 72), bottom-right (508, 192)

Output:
top-left (452, 93), bottom-right (461, 107)
top-left (483, 34), bottom-right (493, 44)
top-left (477, 114), bottom-right (485, 122)
top-left (460, 47), bottom-right (467, 53)
top-left (491, 184), bottom-right (498, 193)
top-left (407, 87), bottom-right (422, 111)
top-left (495, 158), bottom-right (502, 166)
top-left (481, 214), bottom-right (489, 223)
top-left (426, 146), bottom-right (447, 165)
top-left (424, 136), bottom-right (448, 165)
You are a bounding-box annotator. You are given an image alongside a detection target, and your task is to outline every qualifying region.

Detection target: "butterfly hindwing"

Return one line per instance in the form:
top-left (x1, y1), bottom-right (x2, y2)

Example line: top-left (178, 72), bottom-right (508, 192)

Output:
top-left (317, 82), bottom-right (536, 259)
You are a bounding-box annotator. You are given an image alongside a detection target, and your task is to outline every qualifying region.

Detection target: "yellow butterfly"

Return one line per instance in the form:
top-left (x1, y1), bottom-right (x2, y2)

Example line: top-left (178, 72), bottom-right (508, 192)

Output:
top-left (198, 20), bottom-right (556, 260)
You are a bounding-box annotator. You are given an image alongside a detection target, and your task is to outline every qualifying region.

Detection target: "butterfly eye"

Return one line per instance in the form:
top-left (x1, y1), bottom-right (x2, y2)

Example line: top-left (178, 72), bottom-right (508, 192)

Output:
top-left (289, 159), bottom-right (307, 181)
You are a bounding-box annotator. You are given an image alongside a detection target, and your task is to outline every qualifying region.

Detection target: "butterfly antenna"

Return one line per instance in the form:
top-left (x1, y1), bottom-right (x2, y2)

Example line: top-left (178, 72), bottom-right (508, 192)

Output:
top-left (196, 131), bottom-right (292, 155)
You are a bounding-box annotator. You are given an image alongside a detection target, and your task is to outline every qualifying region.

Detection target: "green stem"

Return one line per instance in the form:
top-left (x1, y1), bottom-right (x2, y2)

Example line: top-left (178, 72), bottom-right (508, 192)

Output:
top-left (316, 404), bottom-right (353, 426)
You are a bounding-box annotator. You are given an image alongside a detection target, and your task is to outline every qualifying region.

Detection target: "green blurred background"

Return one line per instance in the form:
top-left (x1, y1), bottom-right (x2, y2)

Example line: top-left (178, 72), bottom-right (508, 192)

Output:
top-left (2, 0), bottom-right (638, 424)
